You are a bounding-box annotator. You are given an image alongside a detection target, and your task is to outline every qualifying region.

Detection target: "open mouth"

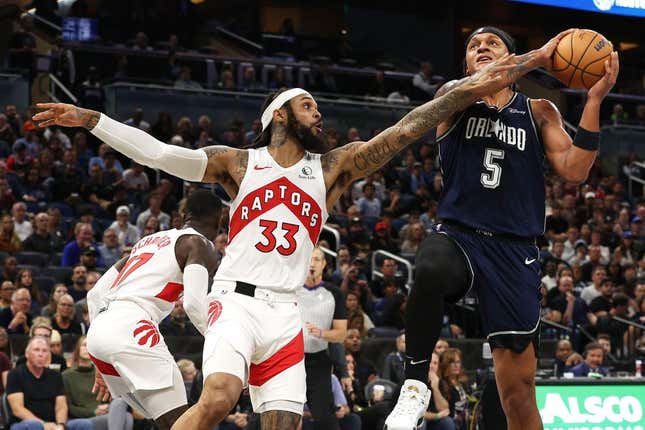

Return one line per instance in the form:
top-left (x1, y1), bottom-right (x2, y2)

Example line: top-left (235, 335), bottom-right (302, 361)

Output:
top-left (313, 121), bottom-right (323, 133)
top-left (476, 55), bottom-right (493, 64)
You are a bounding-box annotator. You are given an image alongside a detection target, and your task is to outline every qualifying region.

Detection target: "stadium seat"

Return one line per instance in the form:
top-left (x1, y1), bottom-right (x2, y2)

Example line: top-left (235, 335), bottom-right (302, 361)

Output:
top-left (47, 202), bottom-right (75, 217)
top-left (34, 276), bottom-right (56, 294)
top-left (43, 266), bottom-right (72, 283)
top-left (15, 252), bottom-right (50, 268)
top-left (49, 252), bottom-right (63, 266)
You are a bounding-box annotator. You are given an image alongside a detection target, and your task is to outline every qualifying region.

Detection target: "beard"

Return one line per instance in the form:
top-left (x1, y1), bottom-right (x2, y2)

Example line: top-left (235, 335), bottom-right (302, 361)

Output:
top-left (286, 109), bottom-right (328, 153)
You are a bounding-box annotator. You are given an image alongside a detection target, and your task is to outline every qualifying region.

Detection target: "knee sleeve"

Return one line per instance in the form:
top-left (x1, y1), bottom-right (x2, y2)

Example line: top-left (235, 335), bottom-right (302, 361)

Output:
top-left (413, 233), bottom-right (471, 303)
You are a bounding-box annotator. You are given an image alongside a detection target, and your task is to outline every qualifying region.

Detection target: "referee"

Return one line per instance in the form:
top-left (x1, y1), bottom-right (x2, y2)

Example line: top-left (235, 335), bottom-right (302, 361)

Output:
top-left (297, 247), bottom-right (348, 430)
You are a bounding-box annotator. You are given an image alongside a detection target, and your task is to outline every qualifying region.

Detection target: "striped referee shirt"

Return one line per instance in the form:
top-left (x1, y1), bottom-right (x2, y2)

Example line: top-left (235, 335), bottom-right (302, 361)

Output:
top-left (296, 282), bottom-right (346, 353)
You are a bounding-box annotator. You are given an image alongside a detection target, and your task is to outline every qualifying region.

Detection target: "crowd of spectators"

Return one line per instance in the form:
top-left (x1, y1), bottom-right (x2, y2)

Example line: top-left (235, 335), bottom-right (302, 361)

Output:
top-left (0, 96), bottom-right (641, 429)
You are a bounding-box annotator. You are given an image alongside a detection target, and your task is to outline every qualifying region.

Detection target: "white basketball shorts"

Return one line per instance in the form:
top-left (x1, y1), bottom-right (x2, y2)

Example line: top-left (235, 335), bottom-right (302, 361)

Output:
top-left (86, 300), bottom-right (186, 419)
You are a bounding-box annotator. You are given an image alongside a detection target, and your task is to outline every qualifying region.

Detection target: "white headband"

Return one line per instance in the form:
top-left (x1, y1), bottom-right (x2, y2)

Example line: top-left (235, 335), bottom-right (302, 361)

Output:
top-left (260, 88), bottom-right (312, 131)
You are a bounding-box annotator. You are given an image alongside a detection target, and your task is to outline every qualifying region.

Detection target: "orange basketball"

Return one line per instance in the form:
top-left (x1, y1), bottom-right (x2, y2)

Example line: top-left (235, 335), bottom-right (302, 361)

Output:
top-left (551, 29), bottom-right (613, 89)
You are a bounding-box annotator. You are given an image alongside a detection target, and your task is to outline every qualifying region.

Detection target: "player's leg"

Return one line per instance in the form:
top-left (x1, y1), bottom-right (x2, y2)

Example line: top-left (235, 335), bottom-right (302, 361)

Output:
top-left (172, 336), bottom-right (247, 430)
top-left (404, 232), bottom-right (472, 381)
top-left (492, 341), bottom-right (541, 430)
top-left (171, 372), bottom-right (242, 430)
top-left (260, 410), bottom-right (302, 430)
top-left (305, 352), bottom-right (340, 430)
top-left (385, 231), bottom-right (472, 430)
top-left (477, 238), bottom-right (542, 430)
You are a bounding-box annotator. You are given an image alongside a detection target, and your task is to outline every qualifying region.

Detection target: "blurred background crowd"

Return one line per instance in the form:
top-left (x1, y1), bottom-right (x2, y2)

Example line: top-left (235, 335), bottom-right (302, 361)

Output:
top-left (0, 0), bottom-right (643, 429)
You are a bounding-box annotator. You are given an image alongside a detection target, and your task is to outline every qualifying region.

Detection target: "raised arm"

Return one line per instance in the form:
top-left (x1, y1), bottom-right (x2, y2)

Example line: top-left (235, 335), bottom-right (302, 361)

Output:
top-left (322, 54), bottom-right (519, 199)
top-left (175, 235), bottom-right (219, 335)
top-left (540, 51), bottom-right (619, 184)
top-left (32, 105), bottom-right (248, 196)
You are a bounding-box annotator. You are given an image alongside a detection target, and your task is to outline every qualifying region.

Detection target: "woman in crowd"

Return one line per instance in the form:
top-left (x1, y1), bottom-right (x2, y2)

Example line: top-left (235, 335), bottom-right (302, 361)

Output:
top-left (423, 352), bottom-right (453, 430)
top-left (438, 348), bottom-right (471, 430)
top-left (41, 283), bottom-right (68, 317)
top-left (0, 280), bottom-right (14, 309)
top-left (51, 293), bottom-right (83, 335)
top-left (346, 290), bottom-right (374, 337)
top-left (0, 214), bottom-right (21, 253)
top-left (63, 335), bottom-right (133, 430)
top-left (16, 268), bottom-right (46, 315)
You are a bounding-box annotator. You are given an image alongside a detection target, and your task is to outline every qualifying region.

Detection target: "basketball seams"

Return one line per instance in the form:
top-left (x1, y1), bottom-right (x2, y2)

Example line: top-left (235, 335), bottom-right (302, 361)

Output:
top-left (581, 52), bottom-right (611, 87)
top-left (554, 30), bottom-right (609, 89)
top-left (567, 31), bottom-right (598, 87)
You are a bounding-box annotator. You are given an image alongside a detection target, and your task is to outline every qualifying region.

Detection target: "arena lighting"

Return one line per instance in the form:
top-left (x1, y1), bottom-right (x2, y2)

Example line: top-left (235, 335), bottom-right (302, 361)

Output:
top-left (510, 0), bottom-right (645, 18)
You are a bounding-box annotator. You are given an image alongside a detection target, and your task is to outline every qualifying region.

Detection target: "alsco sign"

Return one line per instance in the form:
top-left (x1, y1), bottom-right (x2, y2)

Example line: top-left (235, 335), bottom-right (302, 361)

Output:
top-left (536, 384), bottom-right (645, 430)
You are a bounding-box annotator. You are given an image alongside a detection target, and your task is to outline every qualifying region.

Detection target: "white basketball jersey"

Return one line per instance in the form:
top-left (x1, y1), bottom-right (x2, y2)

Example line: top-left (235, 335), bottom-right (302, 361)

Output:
top-left (102, 227), bottom-right (202, 323)
top-left (215, 147), bottom-right (328, 293)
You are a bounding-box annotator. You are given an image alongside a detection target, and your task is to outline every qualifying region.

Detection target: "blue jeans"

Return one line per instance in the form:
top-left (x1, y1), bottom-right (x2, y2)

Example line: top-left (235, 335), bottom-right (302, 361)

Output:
top-left (11, 419), bottom-right (93, 430)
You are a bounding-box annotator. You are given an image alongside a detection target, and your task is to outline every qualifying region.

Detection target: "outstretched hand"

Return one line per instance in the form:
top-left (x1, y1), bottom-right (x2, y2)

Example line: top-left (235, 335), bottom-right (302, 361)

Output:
top-left (33, 103), bottom-right (99, 129)
top-left (464, 54), bottom-right (519, 98)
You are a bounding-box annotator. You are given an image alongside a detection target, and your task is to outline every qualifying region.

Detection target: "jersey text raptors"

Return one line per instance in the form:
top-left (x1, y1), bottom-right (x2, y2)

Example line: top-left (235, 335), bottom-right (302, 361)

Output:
top-left (215, 147), bottom-right (328, 292)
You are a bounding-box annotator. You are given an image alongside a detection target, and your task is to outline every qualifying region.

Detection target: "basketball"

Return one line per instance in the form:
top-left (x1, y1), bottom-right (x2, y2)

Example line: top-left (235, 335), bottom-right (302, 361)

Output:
top-left (551, 29), bottom-right (613, 89)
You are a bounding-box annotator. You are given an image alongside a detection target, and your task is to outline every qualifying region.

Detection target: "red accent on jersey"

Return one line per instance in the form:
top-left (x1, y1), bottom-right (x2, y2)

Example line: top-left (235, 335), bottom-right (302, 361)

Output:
top-left (133, 320), bottom-right (160, 347)
top-left (248, 330), bottom-right (304, 386)
top-left (228, 176), bottom-right (322, 246)
top-left (89, 353), bottom-right (120, 377)
top-left (110, 253), bottom-right (154, 289)
top-left (253, 165), bottom-right (272, 170)
top-left (154, 282), bottom-right (184, 303)
top-left (207, 300), bottom-right (222, 326)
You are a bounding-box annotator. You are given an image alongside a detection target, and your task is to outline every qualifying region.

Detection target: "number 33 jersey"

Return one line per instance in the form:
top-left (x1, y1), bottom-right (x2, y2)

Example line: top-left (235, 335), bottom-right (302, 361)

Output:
top-left (102, 227), bottom-right (203, 323)
top-left (436, 92), bottom-right (546, 237)
top-left (216, 147), bottom-right (328, 293)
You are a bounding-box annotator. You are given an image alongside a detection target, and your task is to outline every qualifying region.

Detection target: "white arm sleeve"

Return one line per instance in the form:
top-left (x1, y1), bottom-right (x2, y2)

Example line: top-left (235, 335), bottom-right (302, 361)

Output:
top-left (182, 264), bottom-right (210, 336)
top-left (90, 113), bottom-right (208, 182)
top-left (87, 266), bottom-right (119, 322)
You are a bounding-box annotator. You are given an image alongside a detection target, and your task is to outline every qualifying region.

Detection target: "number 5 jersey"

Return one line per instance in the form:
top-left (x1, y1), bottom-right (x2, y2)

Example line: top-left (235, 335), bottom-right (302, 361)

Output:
top-left (436, 92), bottom-right (546, 238)
top-left (215, 147), bottom-right (329, 293)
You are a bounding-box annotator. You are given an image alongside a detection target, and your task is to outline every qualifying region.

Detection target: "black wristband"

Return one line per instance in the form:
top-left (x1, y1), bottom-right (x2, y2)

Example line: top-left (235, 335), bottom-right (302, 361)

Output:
top-left (572, 126), bottom-right (600, 151)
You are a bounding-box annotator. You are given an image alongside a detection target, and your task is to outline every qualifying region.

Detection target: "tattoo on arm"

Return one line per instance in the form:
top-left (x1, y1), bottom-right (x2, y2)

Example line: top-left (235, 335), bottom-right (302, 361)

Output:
top-left (349, 89), bottom-right (469, 177)
top-left (76, 107), bottom-right (100, 130)
top-left (260, 410), bottom-right (301, 430)
top-left (234, 149), bottom-right (248, 179)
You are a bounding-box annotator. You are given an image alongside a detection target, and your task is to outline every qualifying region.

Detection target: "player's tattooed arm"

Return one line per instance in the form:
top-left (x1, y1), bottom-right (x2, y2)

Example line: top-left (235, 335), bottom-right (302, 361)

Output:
top-left (260, 411), bottom-right (301, 430)
top-left (201, 146), bottom-right (248, 195)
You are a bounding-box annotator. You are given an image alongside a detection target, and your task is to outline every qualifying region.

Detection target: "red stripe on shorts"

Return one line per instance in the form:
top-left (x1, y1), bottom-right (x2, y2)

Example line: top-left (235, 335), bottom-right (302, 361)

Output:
top-left (89, 353), bottom-right (120, 377)
top-left (249, 331), bottom-right (304, 387)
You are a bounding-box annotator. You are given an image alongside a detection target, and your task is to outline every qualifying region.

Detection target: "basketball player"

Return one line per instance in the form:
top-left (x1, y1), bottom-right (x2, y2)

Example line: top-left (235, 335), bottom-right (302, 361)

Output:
top-left (385, 27), bottom-right (619, 430)
top-left (84, 190), bottom-right (221, 430)
top-left (35, 52), bottom-right (548, 430)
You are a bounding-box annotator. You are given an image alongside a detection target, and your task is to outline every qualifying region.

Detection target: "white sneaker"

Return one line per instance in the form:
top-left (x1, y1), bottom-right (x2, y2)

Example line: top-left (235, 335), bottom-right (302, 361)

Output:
top-left (384, 379), bottom-right (431, 430)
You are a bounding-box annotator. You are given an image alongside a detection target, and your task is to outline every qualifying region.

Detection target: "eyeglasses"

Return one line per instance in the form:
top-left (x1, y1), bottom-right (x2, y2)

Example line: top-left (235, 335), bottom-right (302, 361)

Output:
top-left (58, 303), bottom-right (74, 308)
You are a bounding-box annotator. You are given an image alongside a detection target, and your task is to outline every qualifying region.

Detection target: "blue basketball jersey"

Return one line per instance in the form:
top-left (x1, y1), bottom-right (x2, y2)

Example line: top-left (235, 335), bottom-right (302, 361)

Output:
top-left (436, 92), bottom-right (545, 237)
